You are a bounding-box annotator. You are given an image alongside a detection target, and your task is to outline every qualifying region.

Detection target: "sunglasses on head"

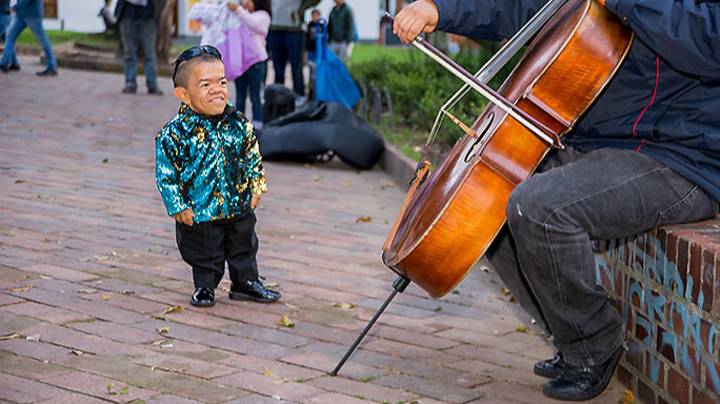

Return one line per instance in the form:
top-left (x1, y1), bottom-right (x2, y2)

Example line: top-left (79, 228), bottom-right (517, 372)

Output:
top-left (172, 45), bottom-right (222, 85)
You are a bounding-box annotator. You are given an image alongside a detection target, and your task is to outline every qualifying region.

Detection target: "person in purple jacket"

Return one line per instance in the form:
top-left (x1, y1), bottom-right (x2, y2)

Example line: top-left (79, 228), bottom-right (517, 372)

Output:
top-left (395, 0), bottom-right (719, 401)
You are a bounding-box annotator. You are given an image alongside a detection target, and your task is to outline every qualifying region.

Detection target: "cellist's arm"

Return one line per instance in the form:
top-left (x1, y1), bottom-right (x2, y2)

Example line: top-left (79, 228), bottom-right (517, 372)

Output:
top-left (395, 0), bottom-right (547, 44)
top-left (601, 0), bottom-right (720, 81)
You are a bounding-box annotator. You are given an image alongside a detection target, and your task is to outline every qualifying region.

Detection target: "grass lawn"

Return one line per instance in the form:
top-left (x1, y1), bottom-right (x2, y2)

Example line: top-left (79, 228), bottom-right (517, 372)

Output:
top-left (15, 29), bottom-right (90, 46)
top-left (16, 29), bottom-right (185, 56)
top-left (349, 43), bottom-right (412, 65)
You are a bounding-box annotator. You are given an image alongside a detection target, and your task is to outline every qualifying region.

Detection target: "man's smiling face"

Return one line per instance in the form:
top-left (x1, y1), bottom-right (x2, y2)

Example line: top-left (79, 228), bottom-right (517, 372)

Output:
top-left (174, 59), bottom-right (228, 117)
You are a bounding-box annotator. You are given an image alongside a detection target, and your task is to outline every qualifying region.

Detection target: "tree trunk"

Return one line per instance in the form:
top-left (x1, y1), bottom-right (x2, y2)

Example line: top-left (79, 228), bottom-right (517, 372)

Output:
top-left (156, 0), bottom-right (177, 63)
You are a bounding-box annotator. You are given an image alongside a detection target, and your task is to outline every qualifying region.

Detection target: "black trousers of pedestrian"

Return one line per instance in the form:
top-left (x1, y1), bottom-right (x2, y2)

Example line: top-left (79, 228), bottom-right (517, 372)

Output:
top-left (485, 146), bottom-right (718, 367)
top-left (175, 210), bottom-right (259, 289)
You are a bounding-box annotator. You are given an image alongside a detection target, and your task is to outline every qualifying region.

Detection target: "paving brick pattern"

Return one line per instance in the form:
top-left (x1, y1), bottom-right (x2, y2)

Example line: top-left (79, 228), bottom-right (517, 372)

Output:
top-left (0, 61), bottom-right (626, 403)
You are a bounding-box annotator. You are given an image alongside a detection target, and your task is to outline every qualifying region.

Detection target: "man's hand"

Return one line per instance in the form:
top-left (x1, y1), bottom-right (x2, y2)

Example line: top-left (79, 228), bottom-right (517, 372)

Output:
top-left (393, 0), bottom-right (439, 44)
top-left (250, 193), bottom-right (262, 209)
top-left (174, 208), bottom-right (194, 226)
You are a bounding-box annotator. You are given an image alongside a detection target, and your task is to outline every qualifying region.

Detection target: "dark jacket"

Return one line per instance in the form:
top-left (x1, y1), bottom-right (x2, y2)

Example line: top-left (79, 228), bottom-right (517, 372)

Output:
top-left (13, 0), bottom-right (43, 19)
top-left (328, 3), bottom-right (354, 43)
top-left (114, 0), bottom-right (158, 21)
top-left (432, 0), bottom-right (720, 202)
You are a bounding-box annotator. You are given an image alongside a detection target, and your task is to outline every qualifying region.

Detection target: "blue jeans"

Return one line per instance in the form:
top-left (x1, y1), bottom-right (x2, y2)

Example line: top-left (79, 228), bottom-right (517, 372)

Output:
top-left (267, 30), bottom-right (303, 96)
top-left (486, 146), bottom-right (718, 367)
top-left (118, 17), bottom-right (158, 90)
top-left (235, 61), bottom-right (266, 122)
top-left (0, 15), bottom-right (54, 69)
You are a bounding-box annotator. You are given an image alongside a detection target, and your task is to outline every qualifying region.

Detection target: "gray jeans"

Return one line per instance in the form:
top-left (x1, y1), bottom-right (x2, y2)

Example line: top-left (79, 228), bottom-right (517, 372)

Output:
top-left (119, 17), bottom-right (158, 90)
top-left (486, 146), bottom-right (718, 367)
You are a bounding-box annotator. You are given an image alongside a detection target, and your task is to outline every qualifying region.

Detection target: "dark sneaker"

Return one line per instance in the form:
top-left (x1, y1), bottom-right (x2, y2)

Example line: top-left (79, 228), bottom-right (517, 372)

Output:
top-left (543, 346), bottom-right (624, 401)
top-left (190, 287), bottom-right (215, 307)
top-left (122, 84), bottom-right (137, 94)
top-left (535, 352), bottom-right (570, 379)
top-left (8, 64), bottom-right (20, 71)
top-left (36, 68), bottom-right (58, 76)
top-left (229, 279), bottom-right (281, 303)
top-left (148, 88), bottom-right (164, 96)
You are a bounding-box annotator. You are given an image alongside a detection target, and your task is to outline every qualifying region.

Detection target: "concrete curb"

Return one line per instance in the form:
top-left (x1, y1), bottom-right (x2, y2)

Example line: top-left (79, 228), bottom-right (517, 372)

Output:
top-left (379, 141), bottom-right (417, 189)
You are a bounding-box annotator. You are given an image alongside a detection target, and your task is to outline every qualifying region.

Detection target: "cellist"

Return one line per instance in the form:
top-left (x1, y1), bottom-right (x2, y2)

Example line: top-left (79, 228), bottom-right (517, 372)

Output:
top-left (394, 0), bottom-right (720, 401)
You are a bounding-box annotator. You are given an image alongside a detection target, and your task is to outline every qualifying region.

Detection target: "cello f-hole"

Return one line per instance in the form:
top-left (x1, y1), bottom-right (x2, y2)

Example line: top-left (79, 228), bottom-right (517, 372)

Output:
top-left (464, 112), bottom-right (495, 163)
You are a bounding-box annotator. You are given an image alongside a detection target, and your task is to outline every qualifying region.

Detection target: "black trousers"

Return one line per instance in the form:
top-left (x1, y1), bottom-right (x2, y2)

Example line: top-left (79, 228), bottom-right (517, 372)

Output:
top-left (175, 210), bottom-right (259, 289)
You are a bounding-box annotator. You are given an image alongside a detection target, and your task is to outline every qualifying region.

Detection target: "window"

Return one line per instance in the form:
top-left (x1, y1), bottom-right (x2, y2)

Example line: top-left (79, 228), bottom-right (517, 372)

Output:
top-left (44, 0), bottom-right (58, 19)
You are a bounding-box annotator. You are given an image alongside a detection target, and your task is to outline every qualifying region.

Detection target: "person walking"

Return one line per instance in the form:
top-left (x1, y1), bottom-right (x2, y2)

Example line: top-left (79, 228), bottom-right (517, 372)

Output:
top-left (115, 0), bottom-right (163, 95)
top-left (327, 0), bottom-right (354, 62)
top-left (228, 0), bottom-right (271, 128)
top-left (0, 0), bottom-right (56, 75)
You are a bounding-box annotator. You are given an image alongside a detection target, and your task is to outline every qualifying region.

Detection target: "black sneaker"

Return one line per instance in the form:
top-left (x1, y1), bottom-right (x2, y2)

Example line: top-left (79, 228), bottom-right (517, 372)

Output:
top-left (534, 352), bottom-right (570, 379)
top-left (190, 287), bottom-right (215, 307)
top-left (8, 64), bottom-right (20, 71)
top-left (229, 279), bottom-right (281, 303)
top-left (122, 83), bottom-right (137, 94)
top-left (148, 87), bottom-right (164, 96)
top-left (542, 346), bottom-right (624, 401)
top-left (36, 68), bottom-right (58, 76)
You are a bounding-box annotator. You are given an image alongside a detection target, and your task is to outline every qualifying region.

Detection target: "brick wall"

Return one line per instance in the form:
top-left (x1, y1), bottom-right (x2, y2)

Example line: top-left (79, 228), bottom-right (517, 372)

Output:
top-left (595, 217), bottom-right (720, 404)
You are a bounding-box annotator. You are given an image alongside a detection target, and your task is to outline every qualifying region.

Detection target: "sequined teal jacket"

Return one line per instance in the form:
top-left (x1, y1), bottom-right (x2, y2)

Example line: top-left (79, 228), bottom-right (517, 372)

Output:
top-left (155, 103), bottom-right (267, 223)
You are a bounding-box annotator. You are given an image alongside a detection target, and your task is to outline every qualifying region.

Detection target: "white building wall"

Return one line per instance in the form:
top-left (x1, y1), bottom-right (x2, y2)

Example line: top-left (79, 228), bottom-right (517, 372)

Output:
top-left (44, 0), bottom-right (117, 33)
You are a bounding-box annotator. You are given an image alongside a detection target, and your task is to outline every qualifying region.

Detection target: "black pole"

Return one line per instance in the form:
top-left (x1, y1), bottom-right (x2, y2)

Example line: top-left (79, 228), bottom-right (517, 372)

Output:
top-left (329, 275), bottom-right (411, 376)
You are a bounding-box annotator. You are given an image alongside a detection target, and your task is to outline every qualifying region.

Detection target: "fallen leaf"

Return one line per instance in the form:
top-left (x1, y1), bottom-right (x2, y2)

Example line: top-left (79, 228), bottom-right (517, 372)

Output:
top-left (312, 175), bottom-right (322, 181)
top-left (106, 383), bottom-right (129, 395)
top-left (10, 285), bottom-right (33, 292)
top-left (433, 306), bottom-right (443, 312)
top-left (620, 390), bottom-right (635, 404)
top-left (344, 180), bottom-right (353, 187)
top-left (101, 295), bottom-right (111, 301)
top-left (333, 302), bottom-right (355, 310)
top-left (500, 287), bottom-right (511, 296)
top-left (265, 282), bottom-right (280, 289)
top-left (151, 315), bottom-right (166, 321)
top-left (102, 158), bottom-right (109, 164)
top-left (278, 314), bottom-right (295, 328)
top-left (263, 369), bottom-right (274, 377)
top-left (355, 216), bottom-right (372, 223)
top-left (14, 179), bottom-right (25, 184)
top-left (156, 326), bottom-right (170, 335)
top-left (162, 305), bottom-right (183, 315)
top-left (0, 333), bottom-right (22, 341)
top-left (515, 325), bottom-right (528, 334)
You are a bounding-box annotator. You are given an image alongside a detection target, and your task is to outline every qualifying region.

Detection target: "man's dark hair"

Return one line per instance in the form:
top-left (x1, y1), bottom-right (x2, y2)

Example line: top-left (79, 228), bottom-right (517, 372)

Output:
top-left (254, 0), bottom-right (272, 17)
top-left (173, 54), bottom-right (221, 88)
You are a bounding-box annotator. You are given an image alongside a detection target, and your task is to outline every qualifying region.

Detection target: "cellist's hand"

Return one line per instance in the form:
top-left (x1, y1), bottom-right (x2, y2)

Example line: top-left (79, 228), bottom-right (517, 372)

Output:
top-left (393, 0), bottom-right (439, 44)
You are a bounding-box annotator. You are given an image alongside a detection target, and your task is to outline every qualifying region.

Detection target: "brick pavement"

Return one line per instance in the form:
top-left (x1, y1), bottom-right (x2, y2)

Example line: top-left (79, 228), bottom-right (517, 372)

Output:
top-left (0, 60), bottom-right (627, 403)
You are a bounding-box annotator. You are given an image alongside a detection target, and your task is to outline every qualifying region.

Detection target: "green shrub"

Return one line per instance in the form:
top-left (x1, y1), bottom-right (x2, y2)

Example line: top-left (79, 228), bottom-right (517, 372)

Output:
top-left (350, 42), bottom-right (516, 151)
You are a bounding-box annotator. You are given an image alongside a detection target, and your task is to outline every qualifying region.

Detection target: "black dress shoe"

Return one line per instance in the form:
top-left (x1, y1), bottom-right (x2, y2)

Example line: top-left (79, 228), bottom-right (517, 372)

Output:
top-left (122, 84), bottom-right (137, 94)
top-left (36, 68), bottom-right (58, 76)
top-left (190, 287), bottom-right (215, 307)
top-left (543, 346), bottom-right (624, 401)
top-left (535, 352), bottom-right (569, 379)
top-left (229, 279), bottom-right (281, 303)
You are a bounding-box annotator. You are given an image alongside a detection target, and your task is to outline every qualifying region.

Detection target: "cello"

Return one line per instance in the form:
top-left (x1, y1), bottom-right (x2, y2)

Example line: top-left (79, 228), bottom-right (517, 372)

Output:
top-left (331, 0), bottom-right (632, 375)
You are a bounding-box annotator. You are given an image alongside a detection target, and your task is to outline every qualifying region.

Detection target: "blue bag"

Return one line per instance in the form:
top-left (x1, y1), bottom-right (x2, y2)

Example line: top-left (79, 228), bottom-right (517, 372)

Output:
top-left (314, 21), bottom-right (361, 109)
